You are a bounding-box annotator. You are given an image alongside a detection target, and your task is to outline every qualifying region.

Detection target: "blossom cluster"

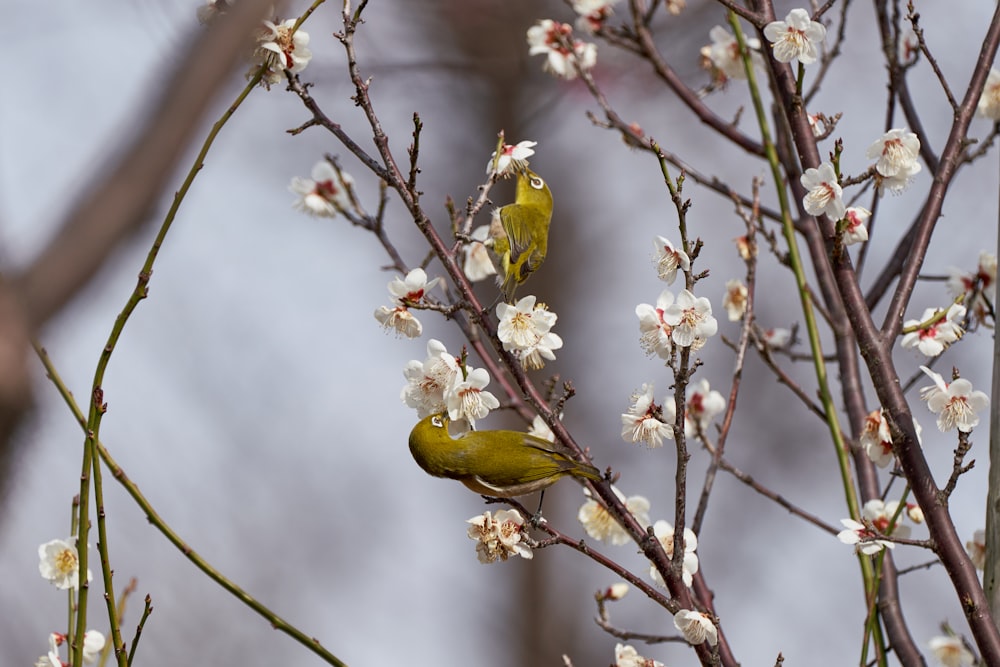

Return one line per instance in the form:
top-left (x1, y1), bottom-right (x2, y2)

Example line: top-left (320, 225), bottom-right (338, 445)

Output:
top-left (466, 509), bottom-right (533, 563)
top-left (374, 268), bottom-right (442, 339)
top-left (401, 339), bottom-right (499, 428)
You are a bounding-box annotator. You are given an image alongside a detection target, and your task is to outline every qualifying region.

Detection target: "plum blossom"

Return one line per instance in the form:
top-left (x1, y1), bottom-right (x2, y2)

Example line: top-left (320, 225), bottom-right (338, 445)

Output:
top-left (251, 19), bottom-right (312, 88)
top-left (862, 499), bottom-right (911, 540)
top-left (496, 296), bottom-right (563, 369)
top-left (928, 635), bottom-right (975, 667)
top-left (673, 609), bottom-right (718, 646)
top-left (635, 289), bottom-right (675, 360)
top-left (837, 518), bottom-right (895, 555)
top-left (400, 339), bottom-right (461, 417)
top-left (649, 520), bottom-right (698, 587)
top-left (700, 25), bottom-right (762, 82)
top-left (374, 268), bottom-right (441, 338)
top-left (621, 384), bottom-right (672, 448)
top-left (919, 366), bottom-right (989, 433)
top-left (615, 643), bottom-right (664, 667)
top-left (662, 289), bottom-right (718, 347)
top-left (38, 538), bottom-right (89, 590)
top-left (578, 486), bottom-right (651, 545)
top-left (462, 225), bottom-right (497, 282)
top-left (763, 8), bottom-right (827, 65)
top-left (946, 251), bottom-right (996, 327)
top-left (901, 304), bottom-right (965, 357)
top-left (967, 529), bottom-right (986, 570)
top-left (867, 129), bottom-right (922, 195)
top-left (467, 510), bottom-right (532, 563)
top-left (487, 140), bottom-right (536, 176)
top-left (446, 368), bottom-right (500, 429)
top-left (527, 20), bottom-right (597, 80)
top-left (572, 0), bottom-right (618, 34)
top-left (290, 160), bottom-right (354, 217)
top-left (841, 207), bottom-right (870, 246)
top-left (722, 279), bottom-right (748, 321)
top-left (978, 68), bottom-right (1000, 120)
top-left (800, 162), bottom-right (845, 220)
top-left (653, 236), bottom-right (690, 285)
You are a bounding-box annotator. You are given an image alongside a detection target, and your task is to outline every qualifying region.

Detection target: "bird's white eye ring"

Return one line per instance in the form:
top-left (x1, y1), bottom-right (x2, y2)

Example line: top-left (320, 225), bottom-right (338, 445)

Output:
top-left (431, 415), bottom-right (444, 428)
top-left (530, 176), bottom-right (544, 190)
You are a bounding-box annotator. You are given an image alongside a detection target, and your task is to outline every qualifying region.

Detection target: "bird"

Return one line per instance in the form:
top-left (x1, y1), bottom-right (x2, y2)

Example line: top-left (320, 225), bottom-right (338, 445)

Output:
top-left (488, 168), bottom-right (554, 303)
top-left (408, 413), bottom-right (601, 497)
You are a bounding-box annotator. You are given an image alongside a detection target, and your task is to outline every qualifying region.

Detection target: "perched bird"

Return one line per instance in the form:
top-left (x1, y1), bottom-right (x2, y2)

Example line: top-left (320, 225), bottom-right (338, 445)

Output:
top-left (488, 168), bottom-right (554, 302)
top-left (408, 413), bottom-right (601, 497)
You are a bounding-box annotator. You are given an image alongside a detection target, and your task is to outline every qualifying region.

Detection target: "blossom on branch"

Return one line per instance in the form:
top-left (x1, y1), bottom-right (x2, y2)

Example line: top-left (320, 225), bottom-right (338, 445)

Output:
top-left (251, 19), bottom-right (312, 88)
top-left (374, 268), bottom-right (441, 338)
top-left (400, 339), bottom-right (460, 417)
top-left (527, 20), bottom-right (597, 80)
top-left (653, 236), bottom-right (690, 285)
top-left (615, 643), bottom-right (664, 667)
top-left (621, 384), bottom-right (673, 448)
top-left (487, 140), bottom-right (536, 176)
top-left (662, 289), bottom-right (718, 347)
top-left (867, 128), bottom-right (922, 195)
top-left (462, 225), bottom-right (497, 282)
top-left (977, 68), bottom-right (1000, 120)
top-left (928, 635), bottom-right (975, 667)
top-left (290, 160), bottom-right (354, 217)
top-left (841, 207), bottom-right (870, 246)
top-left (967, 529), bottom-right (986, 570)
top-left (918, 366), bottom-right (989, 433)
top-left (572, 0), bottom-right (618, 34)
top-left (649, 520), bottom-right (699, 587)
top-left (800, 162), bottom-right (845, 220)
top-left (496, 295), bottom-right (563, 369)
top-left (38, 538), bottom-right (89, 590)
top-left (837, 519), bottom-right (894, 555)
top-left (701, 25), bottom-right (762, 82)
top-left (901, 304), bottom-right (965, 357)
top-left (467, 510), bottom-right (533, 563)
top-left (722, 279), bottom-right (748, 321)
top-left (673, 609), bottom-right (718, 646)
top-left (862, 499), bottom-right (911, 540)
top-left (763, 8), bottom-right (827, 65)
top-left (946, 251), bottom-right (996, 327)
top-left (578, 486), bottom-right (650, 545)
top-left (446, 368), bottom-right (500, 429)
top-left (635, 289), bottom-right (675, 360)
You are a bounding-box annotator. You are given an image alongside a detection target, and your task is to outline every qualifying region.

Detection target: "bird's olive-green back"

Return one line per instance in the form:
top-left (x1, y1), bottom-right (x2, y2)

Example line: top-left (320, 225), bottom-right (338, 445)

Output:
top-left (408, 414), bottom-right (600, 494)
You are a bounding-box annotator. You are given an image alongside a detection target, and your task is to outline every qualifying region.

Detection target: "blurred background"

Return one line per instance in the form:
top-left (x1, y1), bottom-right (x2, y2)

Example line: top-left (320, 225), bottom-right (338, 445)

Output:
top-left (2, 1), bottom-right (998, 665)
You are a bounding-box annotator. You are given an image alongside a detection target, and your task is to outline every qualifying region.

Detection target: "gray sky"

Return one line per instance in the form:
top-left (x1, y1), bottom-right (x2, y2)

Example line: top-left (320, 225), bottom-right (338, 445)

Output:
top-left (2, 1), bottom-right (998, 666)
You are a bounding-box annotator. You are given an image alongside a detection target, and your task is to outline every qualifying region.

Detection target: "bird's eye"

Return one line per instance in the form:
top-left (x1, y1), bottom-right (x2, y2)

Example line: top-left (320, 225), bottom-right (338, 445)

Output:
top-left (530, 176), bottom-right (544, 190)
top-left (431, 415), bottom-right (443, 428)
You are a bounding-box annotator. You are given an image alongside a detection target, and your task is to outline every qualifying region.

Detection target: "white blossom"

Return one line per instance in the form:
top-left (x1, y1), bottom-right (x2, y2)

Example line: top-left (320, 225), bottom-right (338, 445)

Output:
top-left (762, 8), bottom-right (827, 65)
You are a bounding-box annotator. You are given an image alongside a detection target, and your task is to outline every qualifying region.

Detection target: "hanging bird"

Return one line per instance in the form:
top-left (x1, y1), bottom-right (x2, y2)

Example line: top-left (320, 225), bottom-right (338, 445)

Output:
top-left (408, 413), bottom-right (601, 497)
top-left (488, 168), bottom-right (554, 302)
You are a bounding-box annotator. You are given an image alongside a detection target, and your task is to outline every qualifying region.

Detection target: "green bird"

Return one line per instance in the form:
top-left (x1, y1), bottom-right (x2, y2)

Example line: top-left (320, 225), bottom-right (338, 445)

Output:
top-left (488, 168), bottom-right (554, 302)
top-left (408, 413), bottom-right (601, 497)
